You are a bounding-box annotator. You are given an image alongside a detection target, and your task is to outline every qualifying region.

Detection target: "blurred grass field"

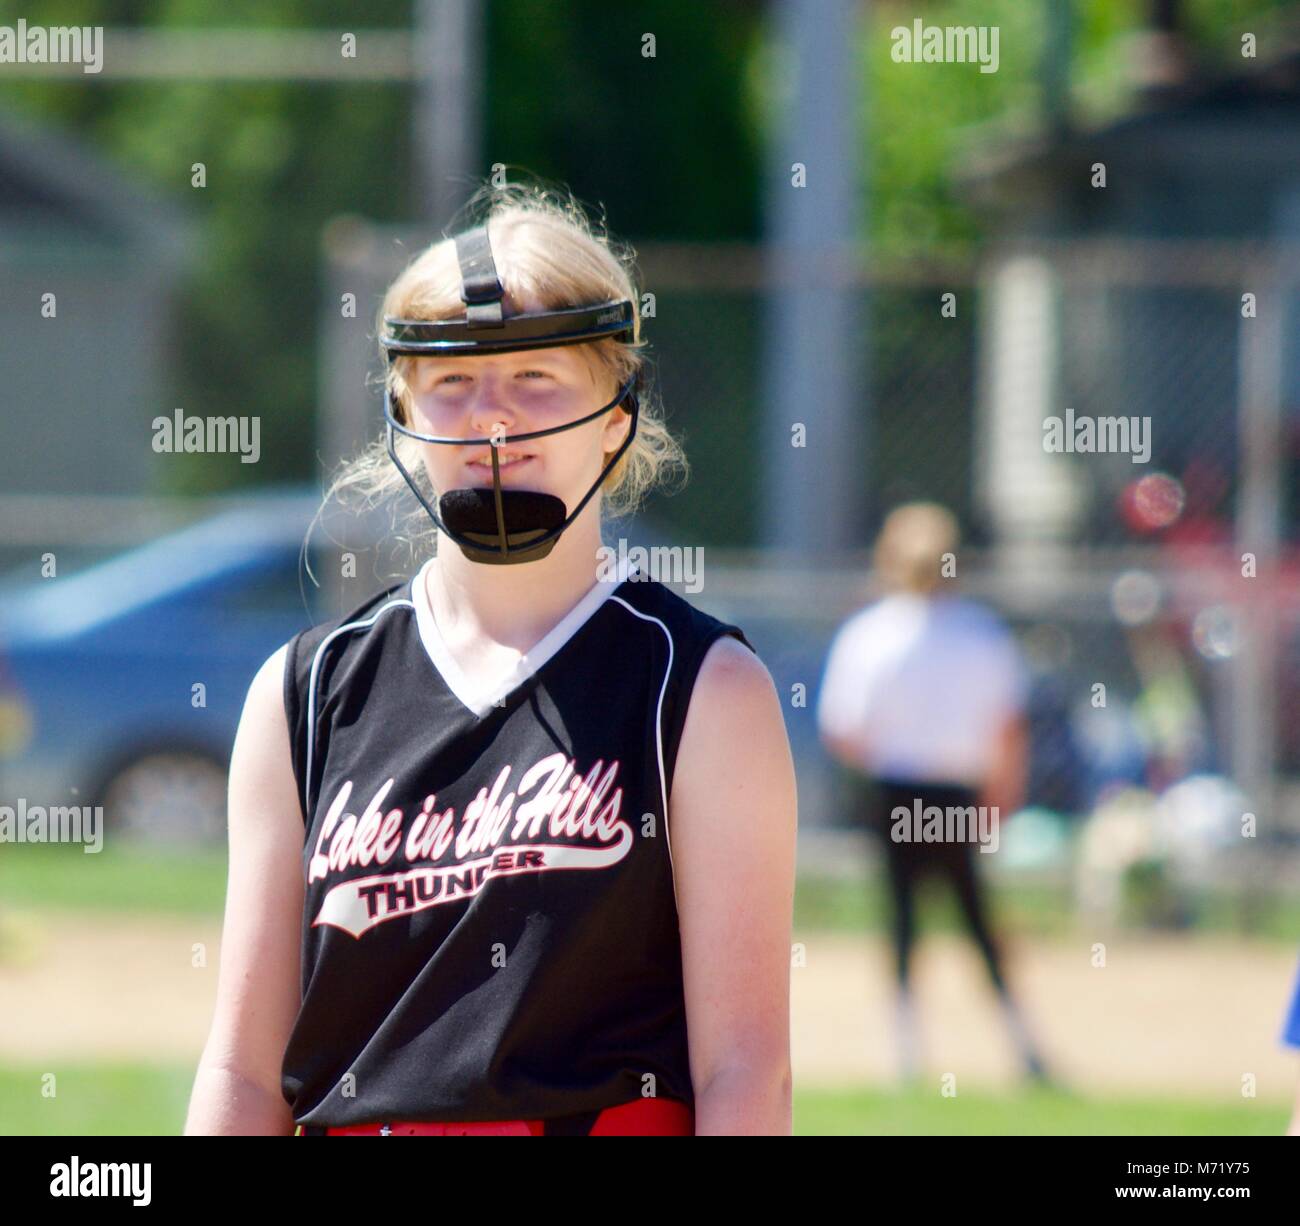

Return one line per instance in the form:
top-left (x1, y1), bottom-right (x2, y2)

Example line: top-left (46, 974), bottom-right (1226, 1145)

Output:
top-left (6, 841), bottom-right (1300, 943)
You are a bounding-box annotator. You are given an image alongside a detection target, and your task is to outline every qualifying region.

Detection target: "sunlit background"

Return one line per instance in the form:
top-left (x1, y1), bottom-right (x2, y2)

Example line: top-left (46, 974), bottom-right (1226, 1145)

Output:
top-left (2, 0), bottom-right (1300, 1135)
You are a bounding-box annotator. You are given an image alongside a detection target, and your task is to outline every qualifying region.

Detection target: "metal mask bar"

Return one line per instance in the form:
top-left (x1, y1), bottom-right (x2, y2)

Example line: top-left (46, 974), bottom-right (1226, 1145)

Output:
top-left (383, 300), bottom-right (634, 355)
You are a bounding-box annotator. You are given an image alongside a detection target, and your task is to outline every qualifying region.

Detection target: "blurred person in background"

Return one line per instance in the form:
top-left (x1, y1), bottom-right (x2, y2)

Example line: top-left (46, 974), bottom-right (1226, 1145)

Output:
top-left (816, 502), bottom-right (1050, 1084)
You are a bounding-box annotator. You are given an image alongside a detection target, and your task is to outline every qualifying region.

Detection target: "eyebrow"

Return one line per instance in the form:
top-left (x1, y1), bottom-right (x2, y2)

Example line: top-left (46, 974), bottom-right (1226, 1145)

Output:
top-left (422, 353), bottom-right (574, 375)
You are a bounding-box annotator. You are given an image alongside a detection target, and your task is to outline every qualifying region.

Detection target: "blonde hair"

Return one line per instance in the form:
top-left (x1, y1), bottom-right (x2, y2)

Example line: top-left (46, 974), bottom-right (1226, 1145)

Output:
top-left (323, 178), bottom-right (687, 553)
top-left (873, 502), bottom-right (960, 595)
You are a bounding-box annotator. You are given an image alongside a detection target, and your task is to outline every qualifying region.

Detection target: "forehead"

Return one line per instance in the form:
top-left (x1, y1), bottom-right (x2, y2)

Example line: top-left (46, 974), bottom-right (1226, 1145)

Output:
top-left (411, 343), bottom-right (596, 374)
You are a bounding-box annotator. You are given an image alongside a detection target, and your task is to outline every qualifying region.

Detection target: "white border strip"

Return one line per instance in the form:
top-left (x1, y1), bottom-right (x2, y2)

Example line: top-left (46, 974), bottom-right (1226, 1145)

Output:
top-left (607, 595), bottom-right (678, 912)
top-left (303, 598), bottom-right (415, 820)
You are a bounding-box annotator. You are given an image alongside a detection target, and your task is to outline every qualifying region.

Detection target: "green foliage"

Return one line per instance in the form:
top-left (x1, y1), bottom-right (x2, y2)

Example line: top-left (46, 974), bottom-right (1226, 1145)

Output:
top-left (486, 0), bottom-right (764, 240)
top-left (864, 0), bottom-right (1298, 255)
top-left (867, 0), bottom-right (1131, 254)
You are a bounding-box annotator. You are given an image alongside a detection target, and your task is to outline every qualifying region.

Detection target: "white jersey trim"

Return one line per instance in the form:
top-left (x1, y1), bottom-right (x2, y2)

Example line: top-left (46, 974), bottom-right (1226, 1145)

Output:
top-left (303, 597), bottom-right (415, 820)
top-left (409, 553), bottom-right (641, 718)
top-left (607, 595), bottom-right (677, 916)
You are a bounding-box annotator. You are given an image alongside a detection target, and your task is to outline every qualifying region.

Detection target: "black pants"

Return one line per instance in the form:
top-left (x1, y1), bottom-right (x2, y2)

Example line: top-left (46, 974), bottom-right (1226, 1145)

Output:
top-left (868, 778), bottom-right (1007, 995)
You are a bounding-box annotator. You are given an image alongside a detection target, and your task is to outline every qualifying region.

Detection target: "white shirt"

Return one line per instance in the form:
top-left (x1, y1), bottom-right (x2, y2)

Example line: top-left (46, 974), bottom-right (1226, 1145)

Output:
top-left (816, 592), bottom-right (1028, 786)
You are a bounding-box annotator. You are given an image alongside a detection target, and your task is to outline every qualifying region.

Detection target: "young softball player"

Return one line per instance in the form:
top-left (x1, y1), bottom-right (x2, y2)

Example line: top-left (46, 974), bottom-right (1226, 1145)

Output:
top-left (185, 182), bottom-right (797, 1136)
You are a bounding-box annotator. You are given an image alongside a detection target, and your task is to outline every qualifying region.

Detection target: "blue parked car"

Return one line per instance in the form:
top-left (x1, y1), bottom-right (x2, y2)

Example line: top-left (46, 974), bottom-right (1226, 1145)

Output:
top-left (0, 491), bottom-right (378, 844)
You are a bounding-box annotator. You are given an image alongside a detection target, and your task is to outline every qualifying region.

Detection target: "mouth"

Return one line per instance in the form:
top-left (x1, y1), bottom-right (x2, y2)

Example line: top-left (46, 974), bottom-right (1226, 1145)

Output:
top-left (464, 451), bottom-right (536, 479)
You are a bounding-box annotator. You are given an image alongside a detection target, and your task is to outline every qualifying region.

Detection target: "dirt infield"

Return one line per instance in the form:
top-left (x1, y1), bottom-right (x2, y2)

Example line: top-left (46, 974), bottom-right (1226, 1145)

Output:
top-left (2, 907), bottom-right (1297, 1100)
top-left (792, 930), bottom-right (1300, 1100)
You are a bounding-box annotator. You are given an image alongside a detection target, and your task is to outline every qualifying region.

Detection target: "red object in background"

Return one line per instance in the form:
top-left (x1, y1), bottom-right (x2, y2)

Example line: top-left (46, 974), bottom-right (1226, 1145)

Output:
top-left (1120, 472), bottom-right (1186, 534)
top-left (1158, 455), bottom-right (1233, 550)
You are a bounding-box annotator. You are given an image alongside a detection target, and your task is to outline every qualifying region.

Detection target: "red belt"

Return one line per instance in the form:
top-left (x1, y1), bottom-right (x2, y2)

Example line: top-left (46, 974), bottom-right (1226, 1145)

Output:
top-left (298, 1096), bottom-right (693, 1136)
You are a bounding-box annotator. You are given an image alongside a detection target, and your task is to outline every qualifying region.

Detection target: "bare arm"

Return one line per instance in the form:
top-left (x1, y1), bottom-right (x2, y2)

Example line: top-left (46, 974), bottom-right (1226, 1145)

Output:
top-left (184, 644), bottom-right (305, 1136)
top-left (977, 713), bottom-right (1030, 817)
top-left (671, 636), bottom-right (798, 1136)
top-left (820, 725), bottom-right (870, 772)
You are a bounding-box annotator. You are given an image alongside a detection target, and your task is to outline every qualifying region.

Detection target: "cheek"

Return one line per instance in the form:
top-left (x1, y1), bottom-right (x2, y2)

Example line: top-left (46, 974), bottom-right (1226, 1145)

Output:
top-left (569, 421), bottom-right (616, 471)
top-left (408, 395), bottom-right (451, 433)
top-left (408, 400), bottom-right (472, 467)
top-left (405, 408), bottom-right (459, 471)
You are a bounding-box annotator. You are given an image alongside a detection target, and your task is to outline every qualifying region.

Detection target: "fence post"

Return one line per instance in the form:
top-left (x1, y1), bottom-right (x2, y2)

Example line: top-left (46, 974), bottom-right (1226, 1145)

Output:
top-left (1233, 271), bottom-right (1284, 825)
top-left (760, 0), bottom-right (867, 556)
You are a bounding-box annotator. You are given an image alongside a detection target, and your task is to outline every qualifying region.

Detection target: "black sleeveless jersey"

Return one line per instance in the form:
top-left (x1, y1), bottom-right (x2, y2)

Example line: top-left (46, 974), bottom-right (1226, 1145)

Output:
top-left (278, 554), bottom-right (755, 1126)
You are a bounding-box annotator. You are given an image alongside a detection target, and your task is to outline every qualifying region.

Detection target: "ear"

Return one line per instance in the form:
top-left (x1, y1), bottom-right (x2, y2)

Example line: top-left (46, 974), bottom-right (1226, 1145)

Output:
top-left (601, 402), bottom-right (633, 454)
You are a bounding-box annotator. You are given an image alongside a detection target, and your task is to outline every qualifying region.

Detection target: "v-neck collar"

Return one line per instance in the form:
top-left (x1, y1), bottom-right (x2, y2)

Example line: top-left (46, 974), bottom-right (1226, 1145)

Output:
top-left (410, 552), bottom-right (640, 718)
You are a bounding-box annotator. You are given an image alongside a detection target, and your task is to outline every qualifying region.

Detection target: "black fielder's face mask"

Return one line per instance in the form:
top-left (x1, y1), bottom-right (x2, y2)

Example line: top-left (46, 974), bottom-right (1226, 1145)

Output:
top-left (380, 224), bottom-right (641, 566)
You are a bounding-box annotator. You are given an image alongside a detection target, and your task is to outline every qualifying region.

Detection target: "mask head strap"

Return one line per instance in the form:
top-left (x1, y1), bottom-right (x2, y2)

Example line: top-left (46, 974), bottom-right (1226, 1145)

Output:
top-left (453, 226), bottom-right (506, 329)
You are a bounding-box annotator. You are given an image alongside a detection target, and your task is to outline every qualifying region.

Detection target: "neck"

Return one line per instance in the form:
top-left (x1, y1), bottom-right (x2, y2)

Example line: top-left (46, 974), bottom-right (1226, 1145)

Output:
top-left (424, 500), bottom-right (608, 649)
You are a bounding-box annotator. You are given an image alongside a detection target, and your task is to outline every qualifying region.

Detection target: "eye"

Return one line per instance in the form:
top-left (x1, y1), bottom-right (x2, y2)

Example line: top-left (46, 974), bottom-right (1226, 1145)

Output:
top-left (517, 370), bottom-right (551, 380)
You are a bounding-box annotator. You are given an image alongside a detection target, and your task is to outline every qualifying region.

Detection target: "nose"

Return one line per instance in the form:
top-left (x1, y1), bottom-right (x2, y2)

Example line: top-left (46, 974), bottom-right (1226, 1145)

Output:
top-left (466, 371), bottom-right (519, 443)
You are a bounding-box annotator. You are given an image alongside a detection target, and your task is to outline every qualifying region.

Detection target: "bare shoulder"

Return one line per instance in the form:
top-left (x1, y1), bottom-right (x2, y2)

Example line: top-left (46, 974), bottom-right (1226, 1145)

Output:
top-left (228, 641), bottom-right (300, 831)
top-left (683, 634), bottom-right (783, 746)
top-left (249, 641), bottom-right (291, 706)
top-left (237, 643), bottom-right (293, 750)
top-left (672, 632), bottom-right (791, 811)
top-left (693, 633), bottom-right (776, 701)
